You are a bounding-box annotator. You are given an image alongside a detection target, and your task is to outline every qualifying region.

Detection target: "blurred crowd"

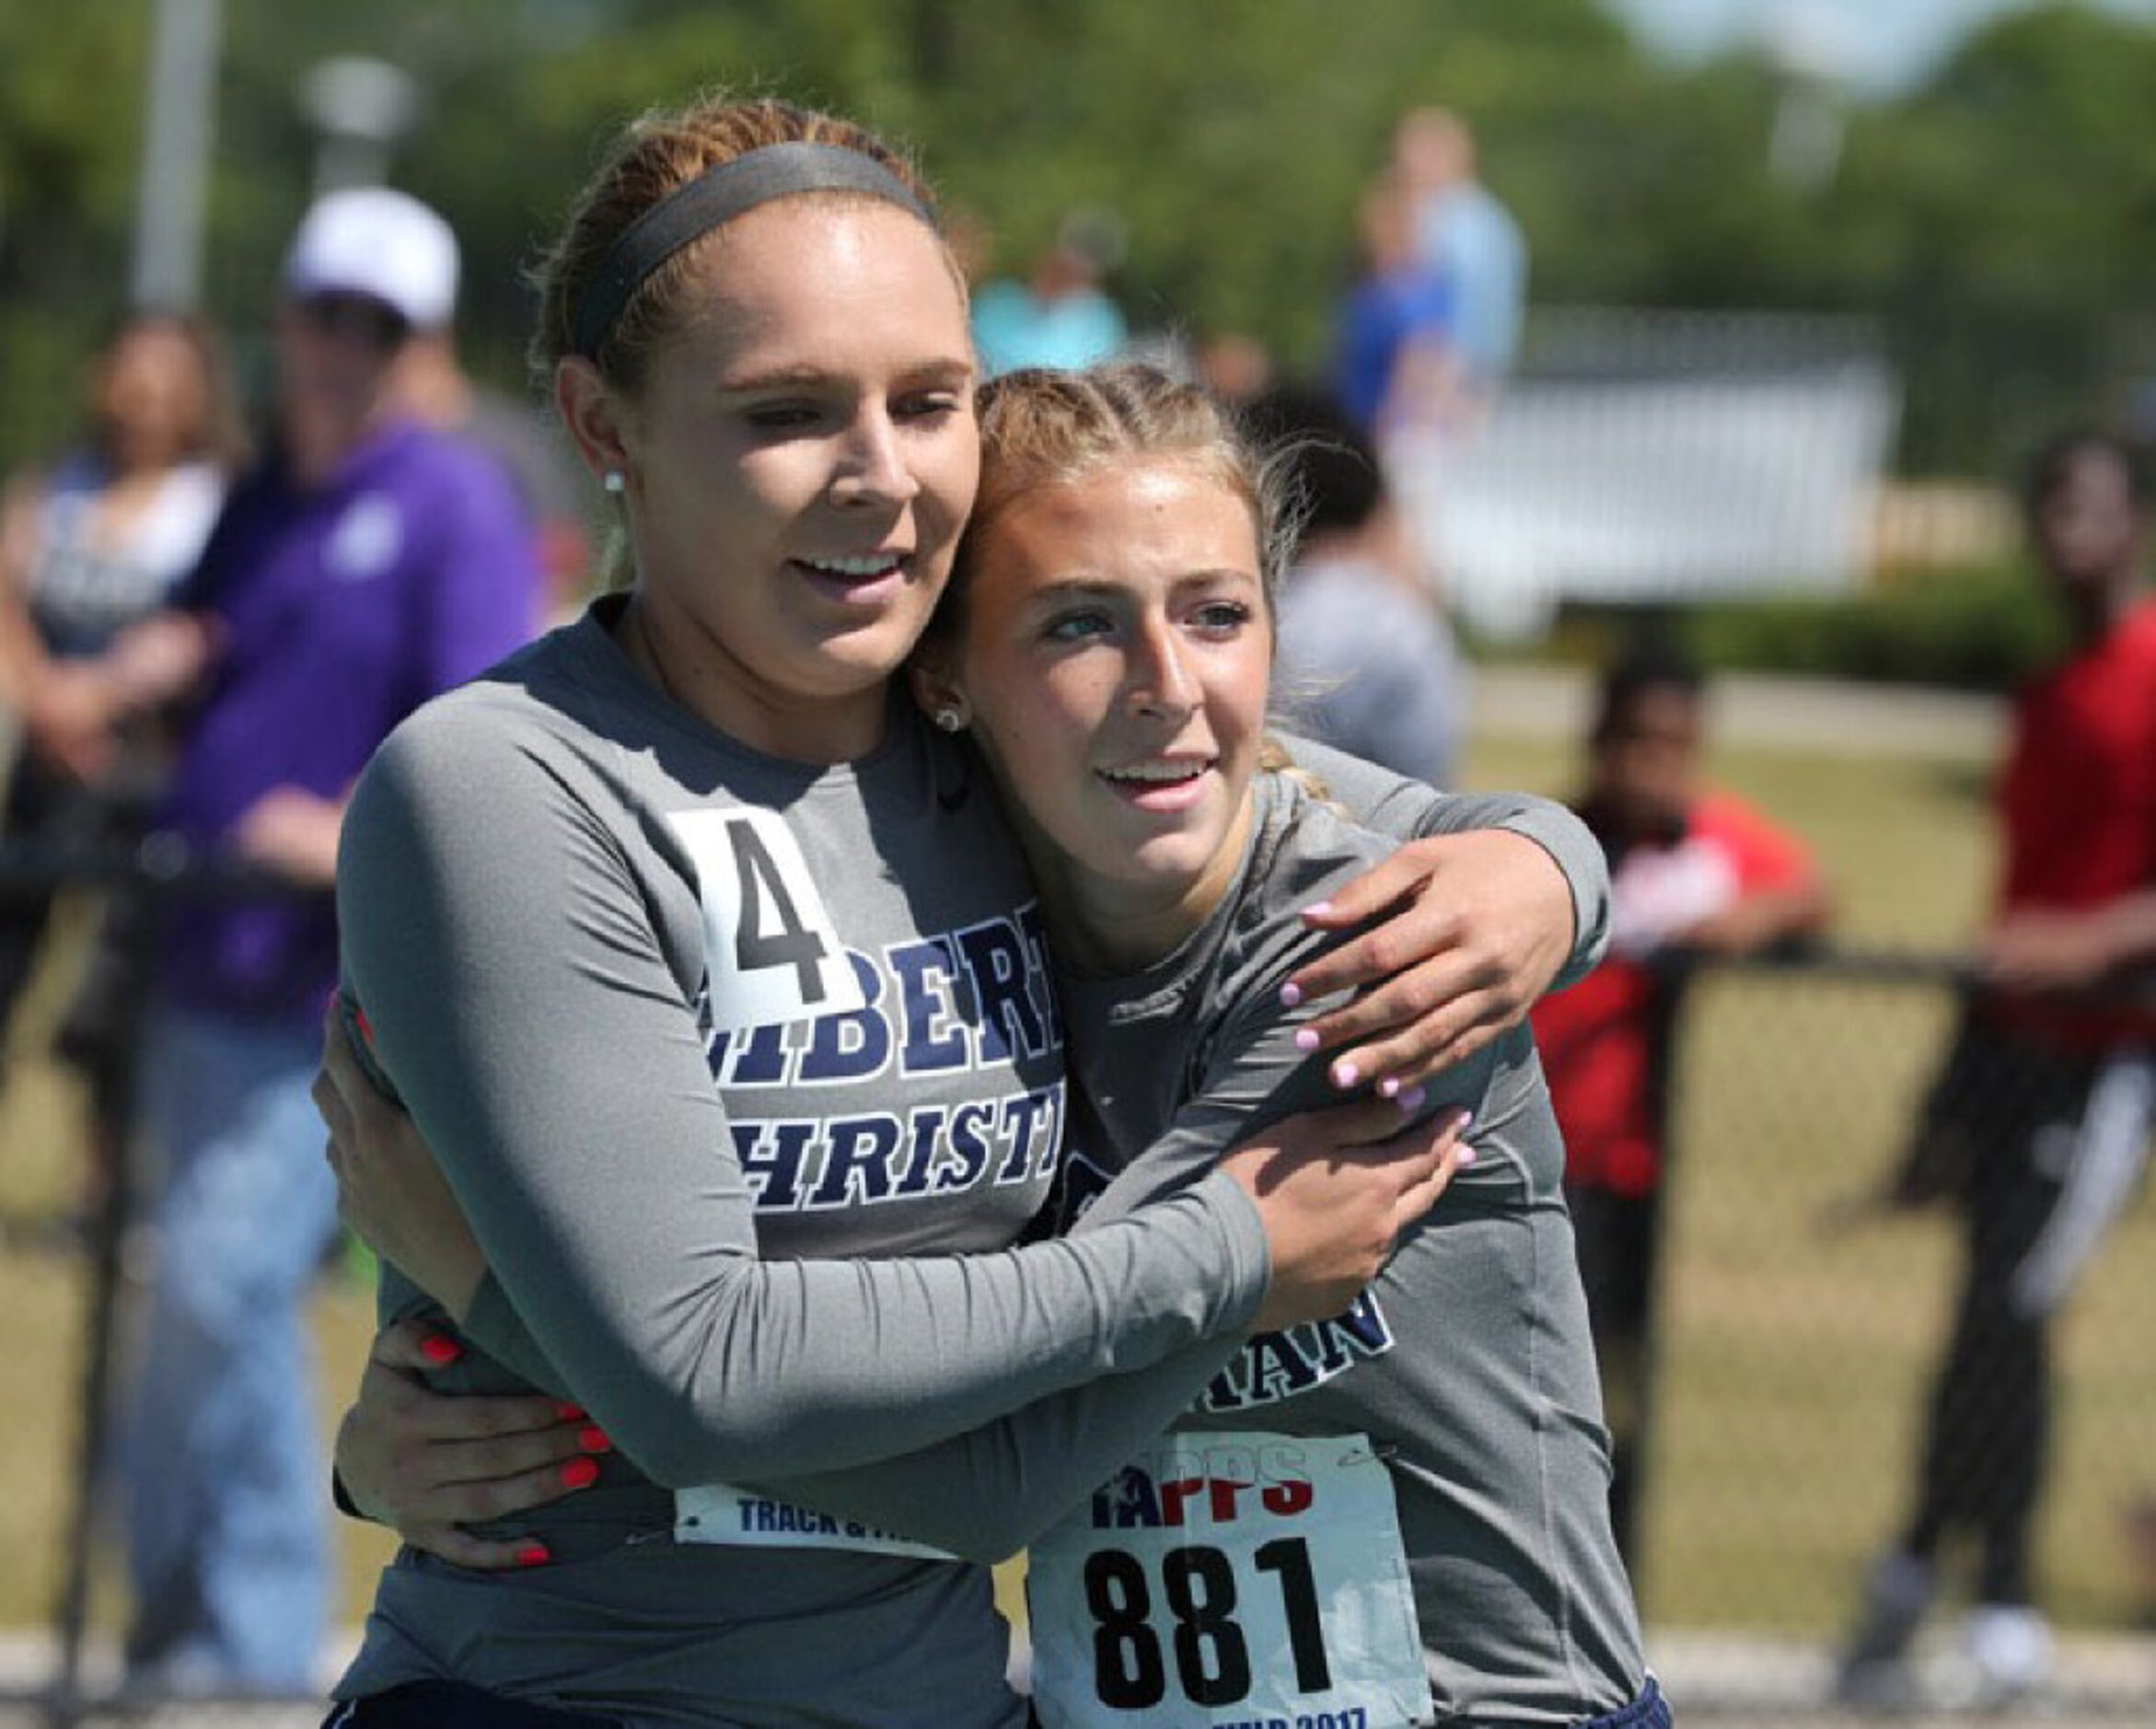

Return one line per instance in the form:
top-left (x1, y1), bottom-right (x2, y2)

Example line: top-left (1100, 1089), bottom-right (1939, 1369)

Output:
top-left (0, 91), bottom-right (2150, 1713)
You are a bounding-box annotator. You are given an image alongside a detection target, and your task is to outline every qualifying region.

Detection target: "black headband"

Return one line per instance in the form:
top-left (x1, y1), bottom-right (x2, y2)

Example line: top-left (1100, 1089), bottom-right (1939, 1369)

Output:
top-left (570, 141), bottom-right (934, 360)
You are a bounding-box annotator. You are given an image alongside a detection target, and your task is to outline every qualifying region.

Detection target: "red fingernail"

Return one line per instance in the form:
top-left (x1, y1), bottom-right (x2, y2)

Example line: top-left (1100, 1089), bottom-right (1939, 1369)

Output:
top-left (515, 1541), bottom-right (551, 1567)
top-left (577, 1425), bottom-right (613, 1456)
top-left (562, 1457), bottom-right (600, 1490)
top-left (420, 1334), bottom-right (463, 1365)
top-left (354, 1004), bottom-right (376, 1049)
top-left (552, 1402), bottom-right (587, 1421)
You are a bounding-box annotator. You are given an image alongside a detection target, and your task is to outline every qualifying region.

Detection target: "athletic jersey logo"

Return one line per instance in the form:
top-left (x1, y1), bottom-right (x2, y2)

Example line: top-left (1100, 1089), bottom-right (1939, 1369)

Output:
top-left (670, 806), bottom-right (1065, 1218)
top-left (325, 493), bottom-right (403, 583)
top-left (1056, 1144), bottom-right (1396, 1410)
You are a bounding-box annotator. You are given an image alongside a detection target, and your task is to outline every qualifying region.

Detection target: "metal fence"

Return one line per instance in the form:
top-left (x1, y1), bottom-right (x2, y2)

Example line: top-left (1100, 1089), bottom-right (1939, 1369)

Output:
top-left (1623, 949), bottom-right (2155, 1717)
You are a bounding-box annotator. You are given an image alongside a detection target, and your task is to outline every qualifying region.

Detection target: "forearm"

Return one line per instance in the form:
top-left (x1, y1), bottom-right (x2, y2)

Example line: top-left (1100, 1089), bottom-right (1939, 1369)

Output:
top-left (741, 1336), bottom-right (1239, 1562)
top-left (342, 730), bottom-right (1270, 1489)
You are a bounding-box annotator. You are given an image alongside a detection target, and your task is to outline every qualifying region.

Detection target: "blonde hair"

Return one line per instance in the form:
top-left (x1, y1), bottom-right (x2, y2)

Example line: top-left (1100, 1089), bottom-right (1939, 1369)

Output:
top-left (939, 362), bottom-right (1296, 634)
top-left (933, 362), bottom-right (1324, 795)
top-left (530, 93), bottom-right (945, 394)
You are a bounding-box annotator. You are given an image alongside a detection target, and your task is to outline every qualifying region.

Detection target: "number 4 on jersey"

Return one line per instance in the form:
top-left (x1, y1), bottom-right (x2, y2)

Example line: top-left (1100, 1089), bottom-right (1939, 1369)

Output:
top-left (667, 806), bottom-right (867, 1032)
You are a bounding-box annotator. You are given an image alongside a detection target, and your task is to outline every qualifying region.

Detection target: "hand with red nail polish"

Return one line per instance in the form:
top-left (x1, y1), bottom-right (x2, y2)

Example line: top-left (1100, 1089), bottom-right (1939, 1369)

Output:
top-left (334, 1317), bottom-right (597, 1571)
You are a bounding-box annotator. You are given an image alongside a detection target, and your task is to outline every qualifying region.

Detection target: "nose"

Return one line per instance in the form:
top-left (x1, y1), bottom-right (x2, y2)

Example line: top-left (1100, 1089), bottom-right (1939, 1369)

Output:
top-left (829, 407), bottom-right (920, 509)
top-left (1128, 618), bottom-right (1198, 721)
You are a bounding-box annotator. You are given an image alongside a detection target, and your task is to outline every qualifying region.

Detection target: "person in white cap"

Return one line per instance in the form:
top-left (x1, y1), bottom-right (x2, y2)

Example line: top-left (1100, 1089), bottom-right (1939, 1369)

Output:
top-left (55, 185), bottom-right (541, 1700)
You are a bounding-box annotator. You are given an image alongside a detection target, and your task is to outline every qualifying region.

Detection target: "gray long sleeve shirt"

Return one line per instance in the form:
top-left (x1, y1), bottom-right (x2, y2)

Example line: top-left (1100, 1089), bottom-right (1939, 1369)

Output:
top-left (331, 600), bottom-right (1612, 1725)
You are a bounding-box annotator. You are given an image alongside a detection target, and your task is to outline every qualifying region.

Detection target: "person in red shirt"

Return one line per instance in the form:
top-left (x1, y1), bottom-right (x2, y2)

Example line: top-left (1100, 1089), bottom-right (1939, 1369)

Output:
top-left (1838, 430), bottom-right (2156, 1706)
top-left (1533, 644), bottom-right (1828, 1564)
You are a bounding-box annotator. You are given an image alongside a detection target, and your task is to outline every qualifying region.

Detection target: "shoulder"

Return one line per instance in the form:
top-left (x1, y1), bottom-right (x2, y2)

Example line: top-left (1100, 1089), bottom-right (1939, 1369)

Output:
top-left (363, 633), bottom-right (587, 797)
top-left (1222, 776), bottom-right (1393, 970)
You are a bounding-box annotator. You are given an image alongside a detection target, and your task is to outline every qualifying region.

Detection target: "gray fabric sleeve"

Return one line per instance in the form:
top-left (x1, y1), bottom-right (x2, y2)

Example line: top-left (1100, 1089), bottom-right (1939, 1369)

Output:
top-left (736, 1333), bottom-right (1245, 1562)
top-left (338, 718), bottom-right (1271, 1488)
top-left (729, 1010), bottom-right (1339, 1560)
top-left (1279, 734), bottom-right (1612, 989)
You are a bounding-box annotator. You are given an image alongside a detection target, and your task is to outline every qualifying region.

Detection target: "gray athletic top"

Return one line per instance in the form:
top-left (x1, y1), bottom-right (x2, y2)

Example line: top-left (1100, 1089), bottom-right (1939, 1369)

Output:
top-left (1050, 774), bottom-right (1646, 1724)
top-left (330, 599), bottom-right (1613, 1725)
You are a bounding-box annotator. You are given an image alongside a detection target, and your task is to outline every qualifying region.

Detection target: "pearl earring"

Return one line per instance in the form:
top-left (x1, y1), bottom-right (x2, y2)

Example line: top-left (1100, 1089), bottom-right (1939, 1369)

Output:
top-left (602, 470), bottom-right (626, 496)
top-left (933, 705), bottom-right (965, 734)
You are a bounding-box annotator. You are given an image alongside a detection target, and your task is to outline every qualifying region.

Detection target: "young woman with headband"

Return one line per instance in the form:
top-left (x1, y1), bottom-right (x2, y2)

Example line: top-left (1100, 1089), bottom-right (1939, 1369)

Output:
top-left (318, 96), bottom-right (1612, 1726)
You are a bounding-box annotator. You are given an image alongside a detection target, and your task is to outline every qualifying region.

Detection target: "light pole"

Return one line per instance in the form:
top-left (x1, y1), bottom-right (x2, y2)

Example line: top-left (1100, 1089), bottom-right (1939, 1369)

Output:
top-left (130, 0), bottom-right (223, 310)
top-left (297, 54), bottom-right (421, 195)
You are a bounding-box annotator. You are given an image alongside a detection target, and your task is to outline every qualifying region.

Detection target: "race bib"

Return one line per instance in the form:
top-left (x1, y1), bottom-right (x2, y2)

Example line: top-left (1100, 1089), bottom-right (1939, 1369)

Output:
top-left (1027, 1432), bottom-right (1430, 1729)
top-left (675, 1483), bottom-right (959, 1562)
top-left (667, 806), bottom-right (867, 1033)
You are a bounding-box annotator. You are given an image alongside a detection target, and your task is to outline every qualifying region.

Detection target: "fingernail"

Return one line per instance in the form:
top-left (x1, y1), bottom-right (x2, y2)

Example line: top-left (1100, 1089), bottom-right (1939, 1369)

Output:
top-left (577, 1425), bottom-right (613, 1456)
top-left (552, 1402), bottom-right (587, 1422)
top-left (1457, 1145), bottom-right (1478, 1166)
top-left (1454, 1108), bottom-right (1476, 1133)
top-left (354, 1004), bottom-right (376, 1049)
top-left (562, 1457), bottom-right (601, 1490)
top-left (1293, 1027), bottom-right (1320, 1052)
top-left (1398, 1085), bottom-right (1427, 1114)
top-left (420, 1334), bottom-right (463, 1366)
top-left (1280, 981), bottom-right (1304, 1008)
top-left (515, 1541), bottom-right (551, 1567)
top-left (1378, 1076), bottom-right (1401, 1099)
top-left (1303, 899), bottom-right (1333, 920)
top-left (1331, 1060), bottom-right (1359, 1089)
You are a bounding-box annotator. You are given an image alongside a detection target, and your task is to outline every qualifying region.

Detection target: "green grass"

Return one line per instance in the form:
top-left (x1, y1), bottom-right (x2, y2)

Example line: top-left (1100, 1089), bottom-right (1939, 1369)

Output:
top-left (1464, 733), bottom-right (2156, 1632)
top-left (0, 725), bottom-right (2148, 1642)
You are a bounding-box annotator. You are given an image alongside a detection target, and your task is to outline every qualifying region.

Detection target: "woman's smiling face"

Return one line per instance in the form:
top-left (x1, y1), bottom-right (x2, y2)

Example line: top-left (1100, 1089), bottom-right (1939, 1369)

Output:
top-left (931, 455), bottom-right (1273, 957)
top-left (605, 197), bottom-right (979, 755)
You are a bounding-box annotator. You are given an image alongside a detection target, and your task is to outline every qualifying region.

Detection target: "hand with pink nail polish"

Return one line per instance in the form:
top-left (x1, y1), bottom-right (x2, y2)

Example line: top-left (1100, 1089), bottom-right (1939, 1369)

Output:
top-left (1221, 1095), bottom-right (1473, 1331)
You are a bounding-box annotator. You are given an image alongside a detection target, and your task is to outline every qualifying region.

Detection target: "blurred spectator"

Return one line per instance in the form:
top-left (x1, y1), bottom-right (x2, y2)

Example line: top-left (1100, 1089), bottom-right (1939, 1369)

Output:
top-left (1248, 381), bottom-right (1467, 786)
top-left (394, 328), bottom-right (598, 622)
top-left (56, 186), bottom-right (540, 1699)
top-left (1391, 105), bottom-right (1527, 393)
top-left (1333, 170), bottom-right (1461, 436)
top-left (971, 206), bottom-right (1129, 376)
top-left (1531, 643), bottom-right (1828, 1565)
top-left (1194, 329), bottom-right (1275, 409)
top-left (0, 313), bottom-right (242, 1120)
top-left (1837, 430), bottom-right (2156, 1706)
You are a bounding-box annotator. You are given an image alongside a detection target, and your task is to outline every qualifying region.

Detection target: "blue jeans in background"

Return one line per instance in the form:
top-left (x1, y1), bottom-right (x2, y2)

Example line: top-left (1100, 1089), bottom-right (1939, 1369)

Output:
top-left (123, 1004), bottom-right (341, 1695)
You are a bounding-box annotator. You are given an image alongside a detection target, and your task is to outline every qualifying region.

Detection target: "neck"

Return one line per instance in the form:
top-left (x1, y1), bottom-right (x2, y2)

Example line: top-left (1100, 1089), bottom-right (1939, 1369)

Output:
top-left (284, 398), bottom-right (390, 489)
top-left (1028, 791), bottom-right (1257, 977)
top-left (2060, 572), bottom-right (2142, 647)
top-left (619, 589), bottom-right (889, 765)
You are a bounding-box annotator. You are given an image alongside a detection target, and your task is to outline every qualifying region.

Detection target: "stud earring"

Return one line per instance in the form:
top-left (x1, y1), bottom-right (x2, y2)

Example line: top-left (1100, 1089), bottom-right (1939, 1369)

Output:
top-left (602, 470), bottom-right (626, 496)
top-left (933, 705), bottom-right (965, 734)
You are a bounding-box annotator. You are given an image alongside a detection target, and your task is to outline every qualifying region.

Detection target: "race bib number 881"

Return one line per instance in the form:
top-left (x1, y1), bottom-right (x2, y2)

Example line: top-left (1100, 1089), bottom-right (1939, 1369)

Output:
top-left (1026, 1432), bottom-right (1431, 1729)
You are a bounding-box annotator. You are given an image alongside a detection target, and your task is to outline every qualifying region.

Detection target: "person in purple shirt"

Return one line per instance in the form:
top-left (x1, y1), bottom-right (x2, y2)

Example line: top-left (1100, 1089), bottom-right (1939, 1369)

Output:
top-left (55, 186), bottom-right (540, 1698)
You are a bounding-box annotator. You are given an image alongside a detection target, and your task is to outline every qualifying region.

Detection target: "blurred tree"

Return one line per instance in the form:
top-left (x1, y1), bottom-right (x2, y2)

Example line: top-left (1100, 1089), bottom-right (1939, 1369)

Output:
top-left (0, 0), bottom-right (2149, 482)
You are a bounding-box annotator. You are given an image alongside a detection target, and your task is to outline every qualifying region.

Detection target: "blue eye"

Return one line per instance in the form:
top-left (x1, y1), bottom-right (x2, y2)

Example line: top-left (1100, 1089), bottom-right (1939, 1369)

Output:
top-left (1044, 610), bottom-right (1112, 643)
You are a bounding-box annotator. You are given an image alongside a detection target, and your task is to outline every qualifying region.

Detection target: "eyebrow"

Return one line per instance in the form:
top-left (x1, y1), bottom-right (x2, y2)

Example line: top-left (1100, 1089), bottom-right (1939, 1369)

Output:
top-left (1020, 569), bottom-right (1262, 604)
top-left (716, 357), bottom-right (974, 395)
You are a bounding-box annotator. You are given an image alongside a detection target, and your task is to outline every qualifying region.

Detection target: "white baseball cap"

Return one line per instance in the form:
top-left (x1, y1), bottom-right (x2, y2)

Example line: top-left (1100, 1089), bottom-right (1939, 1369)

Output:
top-left (283, 186), bottom-right (458, 331)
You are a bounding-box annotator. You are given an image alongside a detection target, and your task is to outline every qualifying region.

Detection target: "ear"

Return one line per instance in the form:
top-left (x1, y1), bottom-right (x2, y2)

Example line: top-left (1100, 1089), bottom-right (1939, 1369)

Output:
top-left (907, 656), bottom-right (968, 730)
top-left (554, 356), bottom-right (636, 489)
